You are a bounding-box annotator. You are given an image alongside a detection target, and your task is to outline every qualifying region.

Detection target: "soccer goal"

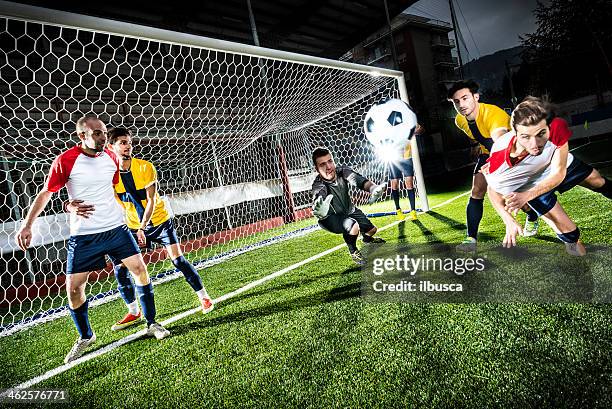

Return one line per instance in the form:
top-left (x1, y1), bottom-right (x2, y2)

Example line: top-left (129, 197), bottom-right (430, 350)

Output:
top-left (0, 1), bottom-right (429, 335)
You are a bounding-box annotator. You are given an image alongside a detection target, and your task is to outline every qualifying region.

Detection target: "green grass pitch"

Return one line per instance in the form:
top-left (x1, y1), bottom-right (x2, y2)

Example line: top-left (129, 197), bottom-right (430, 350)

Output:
top-left (0, 177), bottom-right (610, 408)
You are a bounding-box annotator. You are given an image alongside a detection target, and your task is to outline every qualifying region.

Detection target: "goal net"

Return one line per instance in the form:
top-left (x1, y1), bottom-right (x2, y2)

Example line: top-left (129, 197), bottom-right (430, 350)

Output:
top-left (0, 4), bottom-right (428, 335)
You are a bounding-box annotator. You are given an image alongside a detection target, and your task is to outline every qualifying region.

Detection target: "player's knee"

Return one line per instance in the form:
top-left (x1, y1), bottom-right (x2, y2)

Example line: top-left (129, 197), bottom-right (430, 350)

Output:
top-left (129, 261), bottom-right (149, 279)
top-left (471, 187), bottom-right (486, 199)
top-left (366, 226), bottom-right (377, 236)
top-left (405, 179), bottom-right (414, 189)
top-left (585, 169), bottom-right (605, 189)
top-left (390, 179), bottom-right (399, 189)
top-left (557, 227), bottom-right (580, 243)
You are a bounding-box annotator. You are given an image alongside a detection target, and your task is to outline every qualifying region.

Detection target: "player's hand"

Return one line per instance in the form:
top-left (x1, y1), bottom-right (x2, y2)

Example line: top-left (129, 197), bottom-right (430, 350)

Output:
top-left (479, 162), bottom-right (491, 175)
top-left (503, 219), bottom-right (523, 248)
top-left (368, 183), bottom-right (386, 204)
top-left (503, 191), bottom-right (529, 214)
top-left (15, 225), bottom-right (33, 251)
top-left (65, 199), bottom-right (95, 218)
top-left (415, 124), bottom-right (425, 135)
top-left (313, 195), bottom-right (333, 218)
top-left (136, 229), bottom-right (147, 246)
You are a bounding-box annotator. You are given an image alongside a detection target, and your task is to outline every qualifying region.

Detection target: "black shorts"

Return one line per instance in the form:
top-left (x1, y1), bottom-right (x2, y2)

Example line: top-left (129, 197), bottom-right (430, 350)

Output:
top-left (388, 158), bottom-right (414, 179)
top-left (318, 208), bottom-right (375, 235)
top-left (528, 158), bottom-right (594, 216)
top-left (131, 218), bottom-right (180, 250)
top-left (474, 154), bottom-right (489, 175)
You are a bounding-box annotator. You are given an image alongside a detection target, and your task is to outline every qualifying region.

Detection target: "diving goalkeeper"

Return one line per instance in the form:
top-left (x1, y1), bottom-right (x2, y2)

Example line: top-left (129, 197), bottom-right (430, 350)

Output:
top-left (311, 147), bottom-right (386, 265)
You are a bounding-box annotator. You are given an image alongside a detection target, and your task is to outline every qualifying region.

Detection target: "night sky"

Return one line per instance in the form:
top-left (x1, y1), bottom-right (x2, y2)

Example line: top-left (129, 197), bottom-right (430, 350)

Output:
top-left (405, 0), bottom-right (543, 60)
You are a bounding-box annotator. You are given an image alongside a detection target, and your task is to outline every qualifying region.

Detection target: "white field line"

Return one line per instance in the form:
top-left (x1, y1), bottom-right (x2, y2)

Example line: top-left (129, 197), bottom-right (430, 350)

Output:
top-left (5, 190), bottom-right (470, 391)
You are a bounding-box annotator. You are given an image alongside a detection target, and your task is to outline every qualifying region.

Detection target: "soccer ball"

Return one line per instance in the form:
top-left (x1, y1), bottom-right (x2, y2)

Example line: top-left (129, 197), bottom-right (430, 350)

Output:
top-left (363, 98), bottom-right (417, 154)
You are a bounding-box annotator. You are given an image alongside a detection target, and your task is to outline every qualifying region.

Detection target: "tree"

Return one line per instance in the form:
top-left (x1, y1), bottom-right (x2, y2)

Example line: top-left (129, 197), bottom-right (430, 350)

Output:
top-left (520, 0), bottom-right (611, 101)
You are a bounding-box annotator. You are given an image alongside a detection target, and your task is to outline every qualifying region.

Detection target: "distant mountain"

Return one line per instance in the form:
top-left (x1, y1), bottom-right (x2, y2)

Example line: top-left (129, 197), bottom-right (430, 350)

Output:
top-left (462, 46), bottom-right (524, 94)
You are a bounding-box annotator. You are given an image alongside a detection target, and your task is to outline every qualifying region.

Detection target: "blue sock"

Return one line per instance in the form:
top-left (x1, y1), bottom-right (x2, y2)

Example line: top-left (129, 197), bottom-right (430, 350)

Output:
top-left (136, 283), bottom-right (156, 325)
top-left (407, 188), bottom-right (416, 211)
top-left (466, 197), bottom-right (484, 239)
top-left (114, 265), bottom-right (136, 304)
top-left (172, 256), bottom-right (203, 292)
top-left (69, 300), bottom-right (93, 339)
top-left (391, 189), bottom-right (401, 210)
top-left (524, 208), bottom-right (538, 222)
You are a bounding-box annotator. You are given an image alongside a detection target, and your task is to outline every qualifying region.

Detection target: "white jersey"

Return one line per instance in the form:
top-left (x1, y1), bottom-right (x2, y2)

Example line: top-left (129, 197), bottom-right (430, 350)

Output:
top-left (45, 146), bottom-right (126, 236)
top-left (485, 118), bottom-right (573, 195)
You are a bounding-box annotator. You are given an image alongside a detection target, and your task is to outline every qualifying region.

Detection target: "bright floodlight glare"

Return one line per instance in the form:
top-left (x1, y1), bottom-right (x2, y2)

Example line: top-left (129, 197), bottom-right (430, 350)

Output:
top-left (375, 143), bottom-right (400, 164)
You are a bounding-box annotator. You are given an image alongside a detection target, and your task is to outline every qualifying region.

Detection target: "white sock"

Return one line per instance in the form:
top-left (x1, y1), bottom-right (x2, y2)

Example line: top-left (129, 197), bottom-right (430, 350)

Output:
top-left (195, 288), bottom-right (210, 301)
top-left (127, 300), bottom-right (139, 315)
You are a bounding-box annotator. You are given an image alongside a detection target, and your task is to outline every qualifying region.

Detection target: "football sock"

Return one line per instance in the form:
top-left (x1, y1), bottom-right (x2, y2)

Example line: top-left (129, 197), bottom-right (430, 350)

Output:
top-left (524, 208), bottom-right (539, 222)
top-left (135, 282), bottom-right (156, 325)
top-left (407, 188), bottom-right (416, 211)
top-left (391, 189), bottom-right (401, 210)
top-left (195, 288), bottom-right (210, 301)
top-left (466, 197), bottom-right (484, 239)
top-left (592, 178), bottom-right (612, 199)
top-left (114, 265), bottom-right (136, 305)
top-left (342, 232), bottom-right (358, 253)
top-left (172, 256), bottom-right (204, 292)
top-left (69, 300), bottom-right (94, 339)
top-left (362, 234), bottom-right (373, 243)
top-left (127, 300), bottom-right (139, 315)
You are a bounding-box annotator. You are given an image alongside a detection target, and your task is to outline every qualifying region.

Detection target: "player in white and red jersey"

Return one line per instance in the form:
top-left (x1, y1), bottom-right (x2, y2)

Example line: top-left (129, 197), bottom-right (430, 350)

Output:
top-left (484, 97), bottom-right (611, 255)
top-left (15, 115), bottom-right (170, 363)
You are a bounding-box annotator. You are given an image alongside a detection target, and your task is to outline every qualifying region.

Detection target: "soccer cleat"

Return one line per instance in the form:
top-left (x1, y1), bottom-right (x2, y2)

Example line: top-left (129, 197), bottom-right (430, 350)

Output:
top-left (564, 241), bottom-right (587, 257)
top-left (350, 250), bottom-right (366, 266)
top-left (456, 237), bottom-right (477, 253)
top-left (147, 322), bottom-right (170, 340)
top-left (64, 333), bottom-right (97, 364)
top-left (523, 219), bottom-right (539, 237)
top-left (396, 209), bottom-right (406, 221)
top-left (409, 210), bottom-right (418, 221)
top-left (201, 297), bottom-right (214, 314)
top-left (111, 312), bottom-right (142, 331)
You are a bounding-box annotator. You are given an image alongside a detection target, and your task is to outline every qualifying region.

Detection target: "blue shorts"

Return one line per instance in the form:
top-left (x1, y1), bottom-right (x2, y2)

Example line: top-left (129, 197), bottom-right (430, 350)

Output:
top-left (388, 158), bottom-right (414, 179)
top-left (132, 218), bottom-right (180, 250)
top-left (66, 225), bottom-right (140, 274)
top-left (528, 158), bottom-right (594, 216)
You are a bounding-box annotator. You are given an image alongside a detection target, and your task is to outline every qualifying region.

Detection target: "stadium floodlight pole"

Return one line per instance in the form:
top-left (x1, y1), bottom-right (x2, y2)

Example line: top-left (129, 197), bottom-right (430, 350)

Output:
top-left (397, 76), bottom-right (430, 212)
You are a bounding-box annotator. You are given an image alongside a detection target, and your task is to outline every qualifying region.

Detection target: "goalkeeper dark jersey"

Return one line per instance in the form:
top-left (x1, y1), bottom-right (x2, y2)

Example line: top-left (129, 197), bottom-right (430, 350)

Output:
top-left (311, 166), bottom-right (368, 216)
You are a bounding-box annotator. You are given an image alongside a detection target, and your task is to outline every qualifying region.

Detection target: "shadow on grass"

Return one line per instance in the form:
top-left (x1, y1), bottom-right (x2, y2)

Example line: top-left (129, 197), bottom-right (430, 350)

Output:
top-left (167, 270), bottom-right (362, 336)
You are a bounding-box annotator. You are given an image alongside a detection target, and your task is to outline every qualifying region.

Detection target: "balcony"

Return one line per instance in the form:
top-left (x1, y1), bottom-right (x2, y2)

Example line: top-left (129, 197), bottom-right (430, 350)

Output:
top-left (433, 55), bottom-right (458, 67)
top-left (431, 38), bottom-right (455, 48)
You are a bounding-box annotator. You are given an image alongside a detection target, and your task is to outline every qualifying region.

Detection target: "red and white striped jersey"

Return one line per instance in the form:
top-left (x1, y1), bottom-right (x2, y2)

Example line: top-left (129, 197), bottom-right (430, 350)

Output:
top-left (484, 118), bottom-right (574, 195)
top-left (45, 146), bottom-right (126, 236)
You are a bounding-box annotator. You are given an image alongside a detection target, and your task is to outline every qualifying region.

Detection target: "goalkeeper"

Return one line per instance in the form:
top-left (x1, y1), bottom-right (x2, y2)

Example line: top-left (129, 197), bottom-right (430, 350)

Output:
top-left (311, 147), bottom-right (386, 265)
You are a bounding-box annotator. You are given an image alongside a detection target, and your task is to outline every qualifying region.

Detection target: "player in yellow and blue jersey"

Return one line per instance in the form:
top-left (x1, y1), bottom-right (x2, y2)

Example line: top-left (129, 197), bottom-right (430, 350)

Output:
top-left (107, 128), bottom-right (214, 329)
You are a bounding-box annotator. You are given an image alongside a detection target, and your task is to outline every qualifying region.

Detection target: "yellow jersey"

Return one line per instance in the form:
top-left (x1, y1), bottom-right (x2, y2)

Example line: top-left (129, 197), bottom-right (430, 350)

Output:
top-left (454, 102), bottom-right (510, 154)
top-left (403, 141), bottom-right (412, 160)
top-left (114, 157), bottom-right (170, 229)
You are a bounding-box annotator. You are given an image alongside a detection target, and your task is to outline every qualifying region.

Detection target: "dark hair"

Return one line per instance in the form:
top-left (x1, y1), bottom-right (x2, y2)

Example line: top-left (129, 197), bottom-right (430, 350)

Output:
top-left (510, 96), bottom-right (556, 130)
top-left (312, 146), bottom-right (331, 166)
top-left (108, 127), bottom-right (132, 145)
top-left (447, 79), bottom-right (479, 100)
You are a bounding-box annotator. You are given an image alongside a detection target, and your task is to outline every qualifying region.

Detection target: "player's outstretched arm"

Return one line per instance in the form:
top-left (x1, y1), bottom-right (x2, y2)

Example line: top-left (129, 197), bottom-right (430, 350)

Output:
top-left (364, 180), bottom-right (386, 204)
top-left (15, 190), bottom-right (54, 251)
top-left (504, 144), bottom-right (568, 213)
top-left (488, 186), bottom-right (523, 248)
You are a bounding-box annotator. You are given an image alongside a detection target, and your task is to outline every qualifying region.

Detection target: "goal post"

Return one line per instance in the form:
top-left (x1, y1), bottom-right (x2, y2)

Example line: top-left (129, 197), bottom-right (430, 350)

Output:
top-left (0, 0), bottom-right (429, 335)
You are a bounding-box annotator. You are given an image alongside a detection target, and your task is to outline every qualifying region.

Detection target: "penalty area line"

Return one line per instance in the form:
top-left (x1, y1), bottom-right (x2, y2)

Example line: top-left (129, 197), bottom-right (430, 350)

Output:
top-left (7, 190), bottom-right (470, 391)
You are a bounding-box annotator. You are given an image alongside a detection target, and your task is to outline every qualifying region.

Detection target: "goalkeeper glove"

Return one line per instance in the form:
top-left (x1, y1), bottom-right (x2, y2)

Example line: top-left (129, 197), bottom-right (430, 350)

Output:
top-left (313, 194), bottom-right (334, 219)
top-left (368, 183), bottom-right (386, 204)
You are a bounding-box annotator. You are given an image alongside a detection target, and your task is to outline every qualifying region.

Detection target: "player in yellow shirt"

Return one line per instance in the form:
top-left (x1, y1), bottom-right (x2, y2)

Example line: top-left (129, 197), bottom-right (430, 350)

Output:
top-left (108, 128), bottom-right (214, 329)
top-left (448, 80), bottom-right (539, 250)
top-left (389, 124), bottom-right (423, 221)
